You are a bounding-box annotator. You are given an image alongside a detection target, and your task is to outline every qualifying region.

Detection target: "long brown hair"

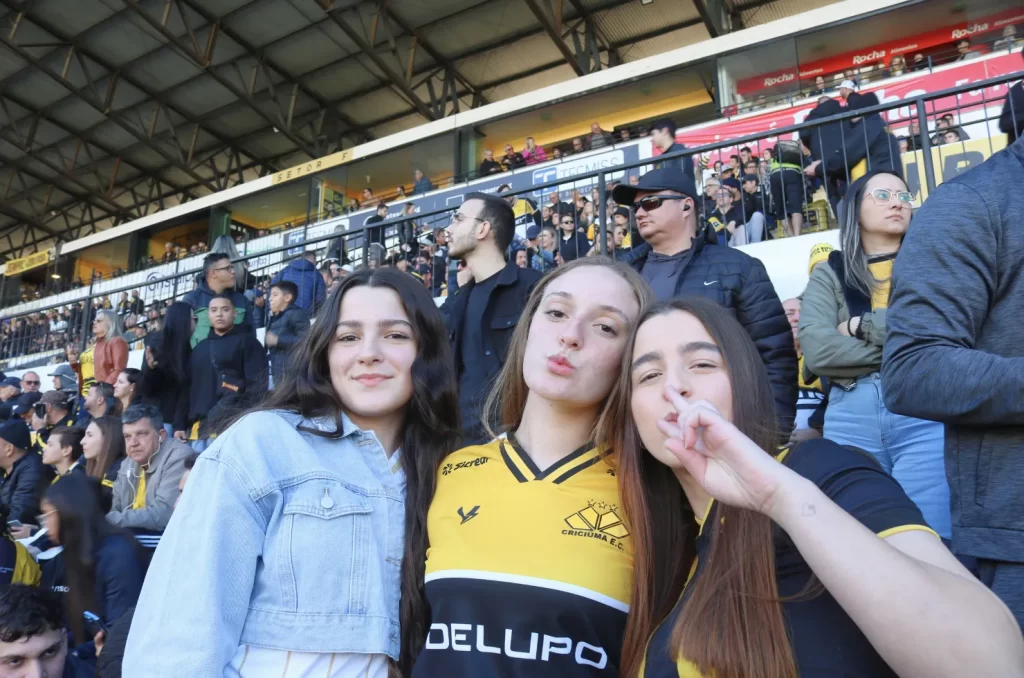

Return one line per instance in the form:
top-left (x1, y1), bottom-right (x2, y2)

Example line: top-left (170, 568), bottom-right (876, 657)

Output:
top-left (597, 297), bottom-right (796, 678)
top-left (482, 256), bottom-right (655, 439)
top-left (85, 415), bottom-right (126, 480)
top-left (224, 269), bottom-right (459, 676)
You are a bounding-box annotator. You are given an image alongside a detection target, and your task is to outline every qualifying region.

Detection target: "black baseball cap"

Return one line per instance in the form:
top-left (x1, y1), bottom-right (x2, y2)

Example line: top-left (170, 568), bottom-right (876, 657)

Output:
top-left (613, 206), bottom-right (630, 219)
top-left (611, 167), bottom-right (697, 206)
top-left (10, 392), bottom-right (41, 418)
top-left (0, 420), bottom-right (31, 450)
top-left (742, 174), bottom-right (760, 184)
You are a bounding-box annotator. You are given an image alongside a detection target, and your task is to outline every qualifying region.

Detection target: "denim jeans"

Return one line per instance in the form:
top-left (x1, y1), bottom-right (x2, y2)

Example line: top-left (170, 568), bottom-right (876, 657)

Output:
top-left (824, 373), bottom-right (951, 539)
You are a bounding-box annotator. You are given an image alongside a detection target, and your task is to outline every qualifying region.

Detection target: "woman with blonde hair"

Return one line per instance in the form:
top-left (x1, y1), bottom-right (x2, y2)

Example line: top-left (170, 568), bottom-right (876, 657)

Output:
top-left (67, 309), bottom-right (128, 395)
top-left (411, 257), bottom-right (653, 677)
top-left (522, 136), bottom-right (548, 165)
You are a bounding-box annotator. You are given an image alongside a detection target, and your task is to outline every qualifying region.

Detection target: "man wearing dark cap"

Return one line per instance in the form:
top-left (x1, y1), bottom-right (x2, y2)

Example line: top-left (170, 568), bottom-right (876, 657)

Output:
top-left (525, 225), bottom-right (555, 273)
top-left (0, 419), bottom-right (45, 524)
top-left (615, 167), bottom-right (797, 434)
top-left (47, 364), bottom-right (77, 394)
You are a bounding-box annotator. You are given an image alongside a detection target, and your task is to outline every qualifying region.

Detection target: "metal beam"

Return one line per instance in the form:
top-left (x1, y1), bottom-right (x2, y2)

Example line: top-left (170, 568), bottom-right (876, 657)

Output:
top-left (522, 0), bottom-right (585, 77)
top-left (0, 203), bottom-right (63, 240)
top-left (0, 26), bottom-right (219, 192)
top-left (119, 0), bottom-right (320, 159)
top-left (0, 0), bottom-right (267, 180)
top-left (317, 0), bottom-right (436, 121)
top-left (691, 0), bottom-right (721, 38)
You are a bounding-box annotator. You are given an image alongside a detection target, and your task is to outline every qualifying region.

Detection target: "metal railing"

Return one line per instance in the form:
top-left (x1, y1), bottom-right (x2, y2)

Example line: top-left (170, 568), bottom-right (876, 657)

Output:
top-left (0, 70), bottom-right (1020, 369)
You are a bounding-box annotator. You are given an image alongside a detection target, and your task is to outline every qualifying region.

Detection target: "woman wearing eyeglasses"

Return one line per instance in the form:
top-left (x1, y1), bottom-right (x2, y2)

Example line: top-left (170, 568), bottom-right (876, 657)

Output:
top-left (798, 170), bottom-right (950, 539)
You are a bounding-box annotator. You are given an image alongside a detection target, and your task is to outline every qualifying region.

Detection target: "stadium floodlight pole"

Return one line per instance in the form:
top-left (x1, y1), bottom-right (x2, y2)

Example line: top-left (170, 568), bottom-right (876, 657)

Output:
top-left (914, 98), bottom-right (937, 194)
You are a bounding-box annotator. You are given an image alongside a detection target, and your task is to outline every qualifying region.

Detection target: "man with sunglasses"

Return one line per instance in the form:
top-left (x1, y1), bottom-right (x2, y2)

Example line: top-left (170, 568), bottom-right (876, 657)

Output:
top-left (614, 167), bottom-right (797, 436)
top-left (556, 213), bottom-right (590, 262)
top-left (19, 372), bottom-right (40, 394)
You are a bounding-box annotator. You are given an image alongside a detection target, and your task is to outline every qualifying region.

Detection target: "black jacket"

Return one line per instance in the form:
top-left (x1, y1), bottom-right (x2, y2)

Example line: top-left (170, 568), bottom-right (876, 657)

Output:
top-left (823, 97), bottom-right (902, 180)
top-left (628, 235), bottom-right (798, 435)
top-left (0, 451), bottom-right (46, 524)
top-left (441, 262), bottom-right (542, 440)
top-left (1000, 82), bottom-right (1024, 143)
top-left (265, 304), bottom-right (310, 384)
top-left (42, 533), bottom-right (144, 630)
top-left (139, 333), bottom-right (191, 433)
top-left (189, 325), bottom-right (268, 435)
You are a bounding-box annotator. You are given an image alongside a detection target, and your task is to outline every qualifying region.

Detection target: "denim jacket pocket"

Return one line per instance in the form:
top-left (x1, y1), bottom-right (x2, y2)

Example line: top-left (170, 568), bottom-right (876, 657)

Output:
top-left (280, 478), bottom-right (374, 616)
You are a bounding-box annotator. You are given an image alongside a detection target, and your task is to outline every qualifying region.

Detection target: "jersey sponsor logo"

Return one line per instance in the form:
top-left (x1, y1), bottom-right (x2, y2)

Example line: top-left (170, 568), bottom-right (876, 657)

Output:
top-left (458, 505), bottom-right (480, 524)
top-left (563, 500), bottom-right (629, 551)
top-left (424, 623), bottom-right (608, 668)
top-left (441, 456), bottom-right (489, 475)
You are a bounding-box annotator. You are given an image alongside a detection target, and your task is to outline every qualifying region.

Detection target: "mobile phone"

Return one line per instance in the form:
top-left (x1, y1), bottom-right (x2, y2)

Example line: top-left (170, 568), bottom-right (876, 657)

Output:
top-left (6, 520), bottom-right (22, 529)
top-left (83, 611), bottom-right (109, 638)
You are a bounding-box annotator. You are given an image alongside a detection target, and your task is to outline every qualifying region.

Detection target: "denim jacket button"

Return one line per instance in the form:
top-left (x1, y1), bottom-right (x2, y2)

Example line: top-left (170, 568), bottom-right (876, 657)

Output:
top-left (320, 488), bottom-right (335, 509)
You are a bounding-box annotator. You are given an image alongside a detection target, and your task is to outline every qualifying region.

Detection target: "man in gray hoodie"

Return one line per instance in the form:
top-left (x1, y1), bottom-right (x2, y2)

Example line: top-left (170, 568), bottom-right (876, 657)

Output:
top-left (882, 137), bottom-right (1024, 626)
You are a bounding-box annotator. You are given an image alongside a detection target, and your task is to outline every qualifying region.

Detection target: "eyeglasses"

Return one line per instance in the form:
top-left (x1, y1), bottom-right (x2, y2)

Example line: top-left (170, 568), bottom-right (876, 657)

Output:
top-left (22, 380), bottom-right (39, 385)
top-left (211, 265), bottom-right (234, 274)
top-left (36, 509), bottom-right (56, 525)
top-left (450, 212), bottom-right (483, 225)
top-left (868, 188), bottom-right (914, 207)
top-left (631, 195), bottom-right (689, 213)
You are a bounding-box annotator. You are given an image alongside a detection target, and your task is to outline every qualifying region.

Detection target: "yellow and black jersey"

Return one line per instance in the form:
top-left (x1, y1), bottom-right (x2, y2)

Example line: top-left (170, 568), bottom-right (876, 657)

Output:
top-left (413, 435), bottom-right (632, 677)
top-left (641, 439), bottom-right (939, 678)
top-left (0, 534), bottom-right (41, 590)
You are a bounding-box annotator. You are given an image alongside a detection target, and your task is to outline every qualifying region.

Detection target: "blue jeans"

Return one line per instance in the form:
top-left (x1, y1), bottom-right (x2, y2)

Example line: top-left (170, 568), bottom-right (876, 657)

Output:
top-left (824, 373), bottom-right (951, 539)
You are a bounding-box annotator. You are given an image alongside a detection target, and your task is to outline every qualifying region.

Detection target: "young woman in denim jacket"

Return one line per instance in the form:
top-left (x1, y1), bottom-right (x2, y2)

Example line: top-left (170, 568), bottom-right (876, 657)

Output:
top-left (123, 268), bottom-right (459, 677)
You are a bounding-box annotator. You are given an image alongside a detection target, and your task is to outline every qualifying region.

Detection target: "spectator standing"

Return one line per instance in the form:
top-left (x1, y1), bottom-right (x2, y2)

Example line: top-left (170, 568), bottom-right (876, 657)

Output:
top-left (108, 404), bottom-right (191, 533)
top-left (0, 377), bottom-right (20, 420)
top-left (139, 302), bottom-right (193, 440)
top-left (412, 168), bottom-right (434, 195)
top-left (264, 280), bottom-right (309, 388)
top-left (82, 415), bottom-right (126, 511)
top-left (479, 149), bottom-right (502, 175)
top-left (161, 242), bottom-right (176, 264)
top-left (614, 167), bottom-right (797, 436)
top-left (442, 192), bottom-right (542, 444)
top-left (211, 235), bottom-right (248, 291)
top-left (650, 118), bottom-right (696, 185)
top-left (838, 78), bottom-right (857, 102)
top-left (39, 474), bottom-right (145, 650)
top-left (430, 229), bottom-right (450, 297)
top-left (124, 269), bottom-right (459, 676)
top-left (555, 212), bottom-right (590, 262)
top-left (770, 140), bottom-right (809, 237)
top-left (69, 310), bottom-right (128, 395)
top-left (800, 171), bottom-right (949, 538)
top-left (270, 250), bottom-right (326, 315)
top-left (363, 203), bottom-right (390, 263)
top-left (0, 586), bottom-right (93, 677)
top-left (181, 252), bottom-right (254, 348)
top-left (188, 295), bottom-right (267, 449)
top-left (882, 137), bottom-right (1024, 625)
top-left (0, 420), bottom-right (44, 524)
top-left (129, 290), bottom-right (145, 316)
top-left (500, 184), bottom-right (541, 237)
top-left (521, 136), bottom-right (547, 164)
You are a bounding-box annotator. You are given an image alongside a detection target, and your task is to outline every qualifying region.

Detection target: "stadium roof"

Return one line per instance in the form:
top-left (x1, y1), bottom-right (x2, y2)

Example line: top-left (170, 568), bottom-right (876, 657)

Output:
top-left (0, 0), bottom-right (837, 261)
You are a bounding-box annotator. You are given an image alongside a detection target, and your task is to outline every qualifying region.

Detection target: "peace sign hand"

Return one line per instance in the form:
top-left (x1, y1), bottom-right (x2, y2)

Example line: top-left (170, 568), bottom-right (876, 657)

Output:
top-left (656, 385), bottom-right (796, 517)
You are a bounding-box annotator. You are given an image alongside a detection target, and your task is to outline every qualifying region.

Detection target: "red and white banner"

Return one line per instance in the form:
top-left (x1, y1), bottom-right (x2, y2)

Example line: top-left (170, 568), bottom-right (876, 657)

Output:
top-left (736, 7), bottom-right (1024, 95)
top-left (662, 53), bottom-right (1023, 160)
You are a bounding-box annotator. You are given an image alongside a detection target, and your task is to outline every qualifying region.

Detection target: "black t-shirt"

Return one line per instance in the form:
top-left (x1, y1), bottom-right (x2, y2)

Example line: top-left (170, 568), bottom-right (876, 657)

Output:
top-left (364, 214), bottom-right (385, 245)
top-left (457, 274), bottom-right (500, 441)
top-left (642, 439), bottom-right (936, 678)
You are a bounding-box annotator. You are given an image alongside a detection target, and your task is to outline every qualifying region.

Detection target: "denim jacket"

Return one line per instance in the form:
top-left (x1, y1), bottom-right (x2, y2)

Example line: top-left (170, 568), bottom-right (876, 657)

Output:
top-left (123, 410), bottom-right (406, 675)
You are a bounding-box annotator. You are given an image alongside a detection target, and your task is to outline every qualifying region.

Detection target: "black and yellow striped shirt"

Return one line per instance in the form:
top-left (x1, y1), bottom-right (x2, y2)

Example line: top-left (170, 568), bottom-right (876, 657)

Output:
top-left (414, 435), bottom-right (632, 676)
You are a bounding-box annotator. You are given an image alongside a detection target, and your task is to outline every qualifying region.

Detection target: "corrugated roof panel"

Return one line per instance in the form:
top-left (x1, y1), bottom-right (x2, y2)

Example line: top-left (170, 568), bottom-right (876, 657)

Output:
top-left (228, 1), bottom-right (313, 47)
top-left (31, 0), bottom-right (118, 33)
top-left (596, 0), bottom-right (700, 45)
top-left (485, 63), bottom-right (579, 101)
top-left (340, 86), bottom-right (416, 125)
top-left (79, 16), bottom-right (166, 68)
top-left (739, 0), bottom-right (840, 28)
top-left (458, 32), bottom-right (563, 86)
top-left (420, 0), bottom-right (535, 60)
top-left (264, 25), bottom-right (350, 76)
top-left (617, 23), bottom-right (710, 62)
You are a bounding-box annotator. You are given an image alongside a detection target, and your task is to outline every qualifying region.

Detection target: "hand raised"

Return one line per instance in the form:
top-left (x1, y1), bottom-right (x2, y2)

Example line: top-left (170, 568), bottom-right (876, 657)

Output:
top-left (656, 385), bottom-right (794, 516)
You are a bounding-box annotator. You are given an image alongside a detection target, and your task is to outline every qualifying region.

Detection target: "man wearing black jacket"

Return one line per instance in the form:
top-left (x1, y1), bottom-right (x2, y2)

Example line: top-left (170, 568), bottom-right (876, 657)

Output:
top-left (0, 420), bottom-right (44, 525)
top-left (265, 280), bottom-right (310, 388)
top-left (616, 168), bottom-right (797, 436)
top-left (442, 192), bottom-right (542, 444)
top-left (188, 295), bottom-right (267, 450)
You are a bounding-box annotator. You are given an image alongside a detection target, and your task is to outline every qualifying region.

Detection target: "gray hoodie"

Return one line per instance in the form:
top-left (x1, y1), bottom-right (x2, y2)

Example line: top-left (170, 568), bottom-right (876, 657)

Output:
top-left (882, 137), bottom-right (1024, 562)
